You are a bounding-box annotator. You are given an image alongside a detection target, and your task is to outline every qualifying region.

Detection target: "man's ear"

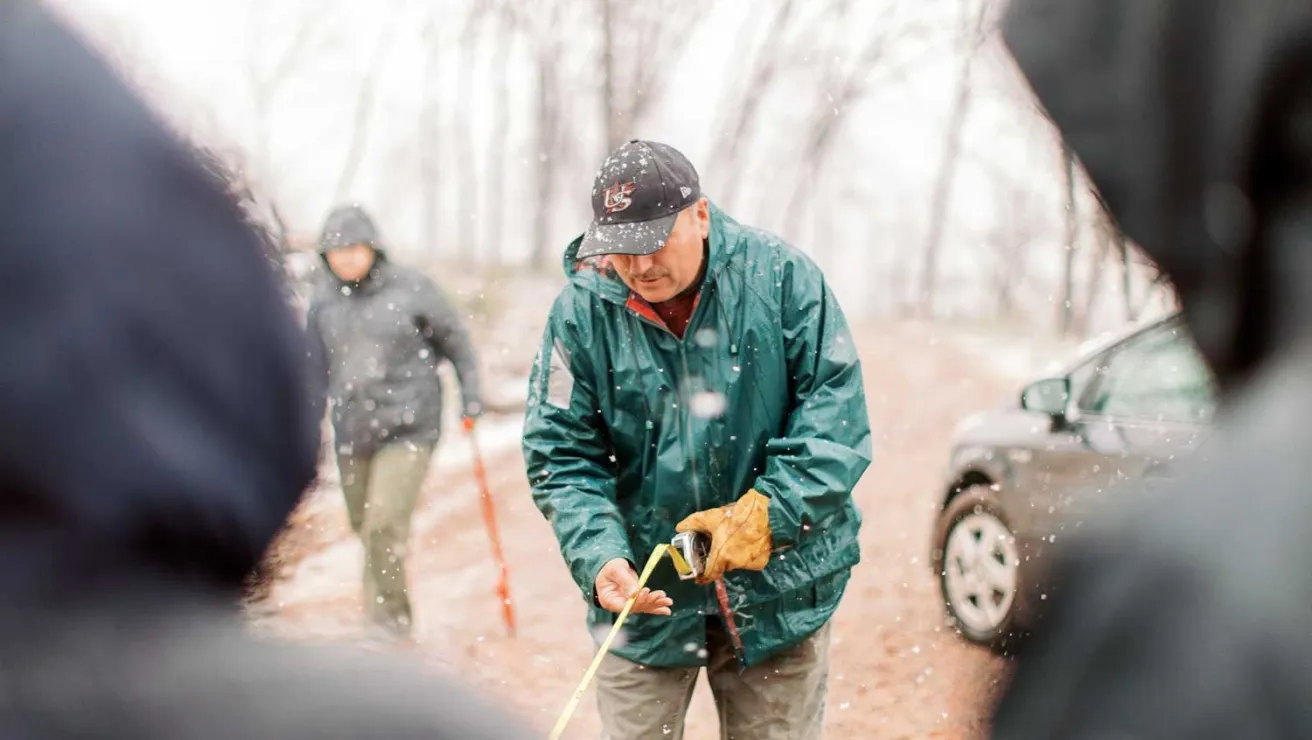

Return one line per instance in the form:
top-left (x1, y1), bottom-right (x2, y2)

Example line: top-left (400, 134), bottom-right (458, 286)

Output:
top-left (697, 198), bottom-right (711, 238)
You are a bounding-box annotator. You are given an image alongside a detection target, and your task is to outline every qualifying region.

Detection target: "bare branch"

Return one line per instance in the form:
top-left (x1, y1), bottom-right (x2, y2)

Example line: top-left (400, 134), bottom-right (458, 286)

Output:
top-left (710, 0), bottom-right (802, 204)
top-left (782, 6), bottom-right (904, 231)
top-left (331, 11), bottom-right (403, 203)
top-left (418, 10), bottom-right (442, 256)
top-left (600, 0), bottom-right (711, 150)
top-left (245, 3), bottom-right (342, 190)
top-left (916, 0), bottom-right (992, 317)
top-left (247, 3), bottom-right (339, 107)
top-left (1058, 143), bottom-right (1079, 336)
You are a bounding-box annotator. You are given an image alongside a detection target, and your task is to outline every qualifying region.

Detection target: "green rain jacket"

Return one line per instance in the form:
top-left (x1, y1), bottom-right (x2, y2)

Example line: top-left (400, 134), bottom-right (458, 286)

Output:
top-left (523, 203), bottom-right (871, 668)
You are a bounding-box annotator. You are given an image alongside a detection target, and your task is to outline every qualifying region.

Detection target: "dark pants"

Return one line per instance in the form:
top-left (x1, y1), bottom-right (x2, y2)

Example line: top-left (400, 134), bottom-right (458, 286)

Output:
top-left (335, 440), bottom-right (435, 638)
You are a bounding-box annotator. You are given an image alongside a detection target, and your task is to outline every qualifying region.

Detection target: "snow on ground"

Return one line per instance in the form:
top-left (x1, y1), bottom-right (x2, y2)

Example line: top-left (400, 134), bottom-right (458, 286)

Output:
top-left (252, 321), bottom-right (1023, 738)
top-left (256, 412), bottom-right (526, 640)
top-left (260, 318), bottom-right (1097, 642)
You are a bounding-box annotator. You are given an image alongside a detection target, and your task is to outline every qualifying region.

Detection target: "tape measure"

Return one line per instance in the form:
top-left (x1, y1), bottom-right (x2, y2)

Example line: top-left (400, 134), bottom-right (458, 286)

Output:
top-left (548, 544), bottom-right (677, 740)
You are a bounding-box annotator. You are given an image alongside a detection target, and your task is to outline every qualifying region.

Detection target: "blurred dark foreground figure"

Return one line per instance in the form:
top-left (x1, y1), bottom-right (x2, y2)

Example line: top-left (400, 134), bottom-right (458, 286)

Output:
top-left (995, 1), bottom-right (1312, 738)
top-left (0, 2), bottom-right (528, 737)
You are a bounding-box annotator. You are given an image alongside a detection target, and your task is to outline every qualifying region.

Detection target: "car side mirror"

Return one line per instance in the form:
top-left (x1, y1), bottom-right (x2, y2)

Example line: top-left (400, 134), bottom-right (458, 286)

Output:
top-left (1021, 377), bottom-right (1071, 419)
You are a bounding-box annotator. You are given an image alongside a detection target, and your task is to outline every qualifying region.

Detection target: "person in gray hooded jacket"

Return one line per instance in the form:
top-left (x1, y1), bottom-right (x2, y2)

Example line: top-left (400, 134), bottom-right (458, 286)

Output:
top-left (308, 204), bottom-right (483, 640)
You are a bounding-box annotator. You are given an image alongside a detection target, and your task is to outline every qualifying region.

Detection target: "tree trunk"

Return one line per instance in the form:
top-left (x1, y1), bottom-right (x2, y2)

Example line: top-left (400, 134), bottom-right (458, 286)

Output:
top-left (713, 0), bottom-right (799, 210)
top-left (454, 16), bottom-right (483, 268)
top-left (331, 17), bottom-right (397, 204)
top-left (1059, 144), bottom-right (1078, 337)
top-left (530, 58), bottom-right (558, 269)
top-left (419, 14), bottom-right (441, 257)
top-left (1118, 234), bottom-right (1135, 320)
top-left (917, 0), bottom-right (985, 318)
top-left (1080, 236), bottom-right (1108, 336)
top-left (484, 29), bottom-right (513, 266)
top-left (916, 77), bottom-right (972, 316)
top-left (599, 0), bottom-right (620, 154)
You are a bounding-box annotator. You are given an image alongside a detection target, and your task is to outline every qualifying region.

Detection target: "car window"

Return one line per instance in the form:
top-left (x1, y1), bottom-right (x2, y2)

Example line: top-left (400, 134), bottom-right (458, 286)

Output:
top-left (1079, 323), bottom-right (1216, 423)
top-left (1066, 355), bottom-right (1101, 413)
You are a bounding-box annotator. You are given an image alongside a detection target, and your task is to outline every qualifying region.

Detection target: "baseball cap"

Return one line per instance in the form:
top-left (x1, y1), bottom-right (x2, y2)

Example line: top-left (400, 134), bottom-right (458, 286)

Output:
top-left (576, 140), bottom-right (702, 259)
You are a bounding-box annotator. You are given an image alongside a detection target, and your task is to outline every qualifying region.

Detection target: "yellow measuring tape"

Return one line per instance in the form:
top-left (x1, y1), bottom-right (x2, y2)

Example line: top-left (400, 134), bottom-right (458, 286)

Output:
top-left (549, 543), bottom-right (690, 740)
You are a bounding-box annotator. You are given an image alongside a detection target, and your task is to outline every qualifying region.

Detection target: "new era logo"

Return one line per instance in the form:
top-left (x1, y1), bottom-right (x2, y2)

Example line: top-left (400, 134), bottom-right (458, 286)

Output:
top-left (680, 186), bottom-right (692, 198)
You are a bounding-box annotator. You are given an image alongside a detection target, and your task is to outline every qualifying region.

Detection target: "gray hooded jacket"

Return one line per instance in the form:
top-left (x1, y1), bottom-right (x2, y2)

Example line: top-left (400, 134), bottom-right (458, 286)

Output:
top-left (309, 206), bottom-right (481, 455)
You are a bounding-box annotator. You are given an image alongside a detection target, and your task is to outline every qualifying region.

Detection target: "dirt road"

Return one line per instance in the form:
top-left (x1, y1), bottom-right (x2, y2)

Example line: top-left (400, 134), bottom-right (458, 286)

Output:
top-left (251, 320), bottom-right (1029, 738)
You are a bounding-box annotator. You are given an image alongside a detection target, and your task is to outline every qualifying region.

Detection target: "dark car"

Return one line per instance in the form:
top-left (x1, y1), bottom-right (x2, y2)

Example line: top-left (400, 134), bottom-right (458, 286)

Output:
top-left (929, 312), bottom-right (1217, 651)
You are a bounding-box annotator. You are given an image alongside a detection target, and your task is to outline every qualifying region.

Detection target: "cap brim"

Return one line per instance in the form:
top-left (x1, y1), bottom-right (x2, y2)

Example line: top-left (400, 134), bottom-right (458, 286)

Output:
top-left (576, 212), bottom-right (680, 259)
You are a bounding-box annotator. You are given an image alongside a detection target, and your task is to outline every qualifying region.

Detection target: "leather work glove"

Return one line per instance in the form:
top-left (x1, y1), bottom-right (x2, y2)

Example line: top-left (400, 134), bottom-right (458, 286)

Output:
top-left (675, 489), bottom-right (773, 585)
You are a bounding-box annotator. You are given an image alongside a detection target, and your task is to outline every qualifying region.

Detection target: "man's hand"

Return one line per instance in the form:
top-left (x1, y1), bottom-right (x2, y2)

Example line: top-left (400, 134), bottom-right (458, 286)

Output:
top-left (676, 489), bottom-right (773, 585)
top-left (595, 558), bottom-right (673, 616)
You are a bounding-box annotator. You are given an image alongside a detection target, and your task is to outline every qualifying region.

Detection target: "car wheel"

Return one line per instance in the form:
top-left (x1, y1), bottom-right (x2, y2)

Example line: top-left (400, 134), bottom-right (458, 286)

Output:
top-left (933, 485), bottom-right (1024, 653)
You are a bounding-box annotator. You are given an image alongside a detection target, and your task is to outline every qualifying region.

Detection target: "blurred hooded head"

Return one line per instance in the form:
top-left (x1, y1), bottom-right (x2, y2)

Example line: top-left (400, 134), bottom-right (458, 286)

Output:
top-left (319, 204), bottom-right (382, 283)
top-left (1003, 0), bottom-right (1312, 392)
top-left (0, 0), bottom-right (321, 597)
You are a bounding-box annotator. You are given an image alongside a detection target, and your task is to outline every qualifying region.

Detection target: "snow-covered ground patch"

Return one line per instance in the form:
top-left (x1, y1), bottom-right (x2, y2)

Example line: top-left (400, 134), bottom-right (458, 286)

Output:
top-left (257, 413), bottom-right (525, 634)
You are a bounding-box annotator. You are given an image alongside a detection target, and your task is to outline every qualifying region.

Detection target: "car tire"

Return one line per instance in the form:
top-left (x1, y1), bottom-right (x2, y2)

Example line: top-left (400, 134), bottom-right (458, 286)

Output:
top-left (932, 485), bottom-right (1026, 655)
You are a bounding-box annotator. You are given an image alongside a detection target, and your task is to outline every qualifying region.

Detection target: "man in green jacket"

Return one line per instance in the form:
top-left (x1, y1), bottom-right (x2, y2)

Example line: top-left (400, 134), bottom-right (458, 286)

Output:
top-left (523, 140), bottom-right (871, 739)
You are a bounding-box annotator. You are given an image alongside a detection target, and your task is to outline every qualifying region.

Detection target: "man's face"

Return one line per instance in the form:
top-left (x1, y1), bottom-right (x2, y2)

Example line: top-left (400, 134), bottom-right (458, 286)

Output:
top-left (611, 198), bottom-right (710, 303)
top-left (325, 243), bottom-right (375, 282)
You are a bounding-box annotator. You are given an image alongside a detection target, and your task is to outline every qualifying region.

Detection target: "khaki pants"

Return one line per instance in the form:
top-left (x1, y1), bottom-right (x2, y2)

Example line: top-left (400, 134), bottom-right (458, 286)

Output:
top-left (596, 621), bottom-right (831, 740)
top-left (336, 441), bottom-right (434, 638)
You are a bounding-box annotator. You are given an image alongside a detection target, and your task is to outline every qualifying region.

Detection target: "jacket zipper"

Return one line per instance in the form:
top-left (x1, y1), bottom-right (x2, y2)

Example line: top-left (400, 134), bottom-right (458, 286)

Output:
top-left (630, 293), bottom-right (745, 664)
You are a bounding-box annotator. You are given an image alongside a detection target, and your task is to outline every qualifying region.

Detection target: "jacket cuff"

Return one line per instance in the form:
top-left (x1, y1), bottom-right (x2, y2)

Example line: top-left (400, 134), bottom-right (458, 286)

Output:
top-left (576, 542), bottom-right (636, 606)
top-left (755, 484), bottom-right (801, 548)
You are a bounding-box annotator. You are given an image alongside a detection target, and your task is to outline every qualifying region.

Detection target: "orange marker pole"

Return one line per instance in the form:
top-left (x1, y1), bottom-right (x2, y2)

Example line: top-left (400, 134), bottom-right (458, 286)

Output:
top-left (463, 417), bottom-right (517, 638)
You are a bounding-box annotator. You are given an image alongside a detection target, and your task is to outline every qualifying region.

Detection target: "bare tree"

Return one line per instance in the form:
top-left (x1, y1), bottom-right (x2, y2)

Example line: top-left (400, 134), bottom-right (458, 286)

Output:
top-left (453, 2), bottom-right (497, 267)
top-left (245, 3), bottom-right (339, 188)
top-left (531, 55), bottom-right (565, 268)
top-left (1120, 239), bottom-right (1171, 321)
top-left (917, 0), bottom-right (991, 317)
top-left (499, 1), bottom-right (572, 268)
top-left (708, 0), bottom-right (803, 209)
top-left (1118, 233), bottom-right (1134, 320)
top-left (779, 0), bottom-right (864, 236)
top-left (1078, 227), bottom-right (1110, 335)
top-left (1090, 192), bottom-right (1153, 323)
top-left (418, 13), bottom-right (442, 257)
top-left (1084, 178), bottom-right (1168, 322)
top-left (331, 13), bottom-right (402, 204)
top-left (596, 0), bottom-right (707, 152)
top-left (986, 180), bottom-right (1046, 320)
top-left (482, 12), bottom-right (517, 266)
top-left (780, 5), bottom-right (930, 253)
top-left (1058, 142), bottom-right (1079, 336)
top-left (1076, 192), bottom-right (1132, 334)
top-left (599, 0), bottom-right (618, 151)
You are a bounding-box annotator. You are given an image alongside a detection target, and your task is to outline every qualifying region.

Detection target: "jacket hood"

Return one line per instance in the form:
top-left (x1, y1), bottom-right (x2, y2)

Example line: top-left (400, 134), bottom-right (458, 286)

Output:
top-left (318, 204), bottom-right (389, 287)
top-left (319, 204), bottom-right (387, 257)
top-left (1003, 0), bottom-right (1312, 389)
top-left (561, 200), bottom-right (737, 303)
top-left (0, 0), bottom-right (320, 598)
